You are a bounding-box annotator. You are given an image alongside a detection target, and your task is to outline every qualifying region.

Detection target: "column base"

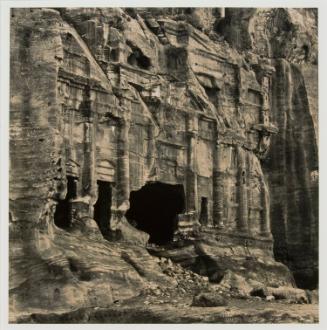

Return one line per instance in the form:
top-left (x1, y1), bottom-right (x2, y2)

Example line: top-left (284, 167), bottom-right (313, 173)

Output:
top-left (71, 198), bottom-right (92, 219)
top-left (260, 231), bottom-right (273, 240)
top-left (176, 211), bottom-right (200, 236)
top-left (216, 220), bottom-right (225, 229)
top-left (237, 226), bottom-right (249, 235)
top-left (110, 208), bottom-right (125, 230)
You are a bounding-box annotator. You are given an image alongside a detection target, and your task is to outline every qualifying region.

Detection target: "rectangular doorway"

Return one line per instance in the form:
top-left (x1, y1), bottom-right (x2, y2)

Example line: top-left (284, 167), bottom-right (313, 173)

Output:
top-left (54, 176), bottom-right (77, 229)
top-left (199, 197), bottom-right (208, 225)
top-left (94, 180), bottom-right (112, 237)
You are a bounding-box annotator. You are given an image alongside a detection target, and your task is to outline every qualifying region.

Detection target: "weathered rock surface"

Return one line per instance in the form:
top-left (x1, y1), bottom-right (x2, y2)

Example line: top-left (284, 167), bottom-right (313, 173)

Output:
top-left (148, 232), bottom-right (294, 289)
top-left (265, 59), bottom-right (318, 289)
top-left (251, 285), bottom-right (309, 304)
top-left (214, 8), bottom-right (319, 289)
top-left (9, 7), bottom-right (318, 323)
top-left (16, 299), bottom-right (318, 324)
top-left (192, 292), bottom-right (227, 307)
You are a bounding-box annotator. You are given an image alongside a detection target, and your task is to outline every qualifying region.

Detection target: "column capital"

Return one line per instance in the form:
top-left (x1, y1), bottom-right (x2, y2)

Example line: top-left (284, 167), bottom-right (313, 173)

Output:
top-left (117, 115), bottom-right (131, 128)
top-left (88, 89), bottom-right (97, 102)
top-left (187, 113), bottom-right (199, 132)
top-left (186, 130), bottom-right (198, 138)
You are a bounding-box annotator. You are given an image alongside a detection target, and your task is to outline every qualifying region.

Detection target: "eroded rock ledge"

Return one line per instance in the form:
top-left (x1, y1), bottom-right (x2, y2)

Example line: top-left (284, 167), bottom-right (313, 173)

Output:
top-left (9, 7), bottom-right (318, 322)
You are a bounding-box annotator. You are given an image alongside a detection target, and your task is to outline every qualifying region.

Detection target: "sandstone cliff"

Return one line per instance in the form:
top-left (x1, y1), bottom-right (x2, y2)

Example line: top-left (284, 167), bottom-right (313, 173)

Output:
top-left (9, 7), bottom-right (318, 323)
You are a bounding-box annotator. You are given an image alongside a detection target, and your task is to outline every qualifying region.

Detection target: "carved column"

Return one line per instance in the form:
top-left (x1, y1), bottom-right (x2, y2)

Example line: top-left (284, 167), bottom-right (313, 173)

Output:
top-left (146, 122), bottom-right (156, 175)
top-left (186, 114), bottom-right (198, 221)
top-left (253, 63), bottom-right (275, 128)
top-left (260, 178), bottom-right (272, 238)
top-left (116, 113), bottom-right (131, 214)
top-left (253, 63), bottom-right (275, 239)
top-left (88, 92), bottom-right (97, 197)
top-left (79, 89), bottom-right (97, 218)
top-left (213, 141), bottom-right (225, 228)
top-left (237, 146), bottom-right (248, 233)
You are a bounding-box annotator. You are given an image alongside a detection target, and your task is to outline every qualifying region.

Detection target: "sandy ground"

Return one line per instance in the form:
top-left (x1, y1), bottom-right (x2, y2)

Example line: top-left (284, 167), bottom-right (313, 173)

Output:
top-left (16, 287), bottom-right (318, 324)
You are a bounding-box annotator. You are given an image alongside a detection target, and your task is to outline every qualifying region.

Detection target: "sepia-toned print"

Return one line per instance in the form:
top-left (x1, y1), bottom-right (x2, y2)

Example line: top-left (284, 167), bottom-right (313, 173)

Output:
top-left (9, 7), bottom-right (318, 323)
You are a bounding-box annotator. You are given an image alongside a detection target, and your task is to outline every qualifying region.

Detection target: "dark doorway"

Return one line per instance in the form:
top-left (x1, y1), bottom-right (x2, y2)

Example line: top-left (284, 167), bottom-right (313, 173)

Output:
top-left (54, 176), bottom-right (77, 229)
top-left (204, 86), bottom-right (219, 106)
top-left (199, 197), bottom-right (208, 225)
top-left (94, 180), bottom-right (112, 237)
top-left (126, 182), bottom-right (185, 245)
top-left (126, 42), bottom-right (151, 70)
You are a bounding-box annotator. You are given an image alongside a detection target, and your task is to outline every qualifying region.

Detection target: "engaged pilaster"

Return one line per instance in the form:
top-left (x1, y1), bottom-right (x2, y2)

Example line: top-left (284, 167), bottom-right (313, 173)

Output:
top-left (237, 147), bottom-right (249, 233)
top-left (186, 114), bottom-right (199, 224)
top-left (213, 141), bottom-right (225, 228)
top-left (80, 89), bottom-right (97, 218)
top-left (117, 113), bottom-right (131, 212)
top-left (260, 178), bottom-right (272, 238)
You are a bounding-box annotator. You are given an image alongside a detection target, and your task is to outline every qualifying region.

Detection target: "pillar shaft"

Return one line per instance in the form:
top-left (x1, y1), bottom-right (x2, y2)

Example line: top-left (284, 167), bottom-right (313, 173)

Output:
top-left (117, 116), bottom-right (130, 208)
top-left (260, 179), bottom-right (272, 237)
top-left (110, 114), bottom-right (130, 230)
top-left (83, 119), bottom-right (96, 197)
top-left (237, 147), bottom-right (248, 233)
top-left (213, 142), bottom-right (224, 227)
top-left (82, 96), bottom-right (97, 218)
top-left (186, 115), bottom-right (198, 220)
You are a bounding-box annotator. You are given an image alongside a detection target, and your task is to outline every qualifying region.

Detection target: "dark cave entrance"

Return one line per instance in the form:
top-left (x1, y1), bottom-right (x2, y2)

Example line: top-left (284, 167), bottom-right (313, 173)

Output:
top-left (293, 269), bottom-right (318, 291)
top-left (127, 51), bottom-right (151, 70)
top-left (94, 180), bottom-right (112, 237)
top-left (125, 182), bottom-right (185, 245)
top-left (126, 41), bottom-right (151, 70)
top-left (54, 176), bottom-right (77, 229)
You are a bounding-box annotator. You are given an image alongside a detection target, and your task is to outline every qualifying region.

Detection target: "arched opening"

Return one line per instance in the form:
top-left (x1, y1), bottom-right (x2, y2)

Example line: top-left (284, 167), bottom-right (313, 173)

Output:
top-left (126, 182), bottom-right (185, 245)
top-left (54, 176), bottom-right (77, 229)
top-left (94, 180), bottom-right (112, 237)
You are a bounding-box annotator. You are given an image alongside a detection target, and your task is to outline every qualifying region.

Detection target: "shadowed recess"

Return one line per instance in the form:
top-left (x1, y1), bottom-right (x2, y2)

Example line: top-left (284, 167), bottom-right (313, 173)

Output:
top-left (94, 180), bottom-right (112, 237)
top-left (54, 176), bottom-right (77, 229)
top-left (126, 182), bottom-right (185, 245)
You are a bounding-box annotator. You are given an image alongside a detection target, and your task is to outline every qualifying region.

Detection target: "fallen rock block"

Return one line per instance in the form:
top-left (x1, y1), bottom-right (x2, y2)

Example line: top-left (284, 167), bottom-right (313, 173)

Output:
top-left (219, 270), bottom-right (253, 297)
top-left (306, 289), bottom-right (319, 304)
top-left (250, 287), bottom-right (269, 298)
top-left (191, 293), bottom-right (227, 307)
top-left (251, 286), bottom-right (308, 304)
top-left (268, 287), bottom-right (308, 304)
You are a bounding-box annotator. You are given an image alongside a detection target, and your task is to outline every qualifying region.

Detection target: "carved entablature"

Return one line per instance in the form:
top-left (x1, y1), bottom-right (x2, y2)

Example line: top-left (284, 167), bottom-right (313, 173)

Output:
top-left (251, 63), bottom-right (275, 85)
top-left (66, 159), bottom-right (80, 178)
top-left (252, 123), bottom-right (278, 158)
top-left (97, 160), bottom-right (115, 182)
top-left (139, 83), bottom-right (162, 104)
